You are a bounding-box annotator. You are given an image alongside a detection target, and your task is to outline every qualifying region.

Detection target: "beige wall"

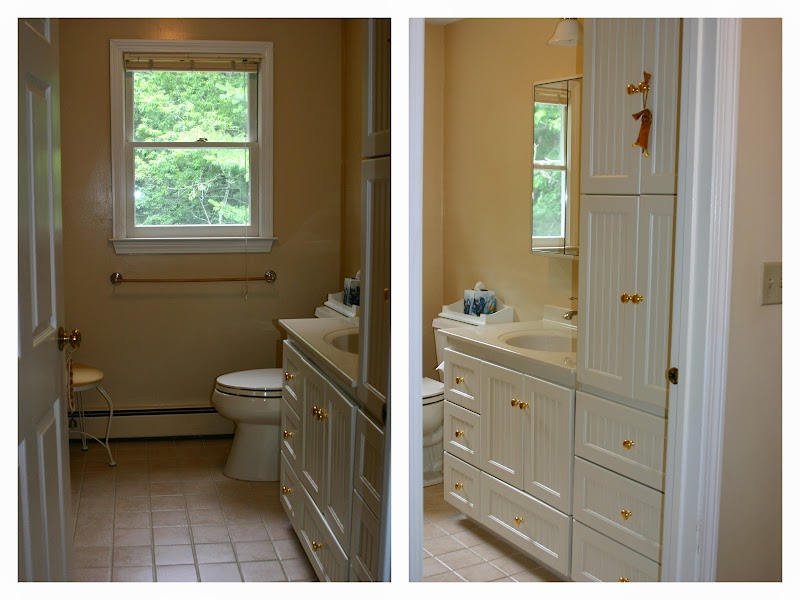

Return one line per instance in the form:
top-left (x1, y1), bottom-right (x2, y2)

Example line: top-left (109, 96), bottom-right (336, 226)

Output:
top-left (60, 19), bottom-right (349, 411)
top-left (342, 20), bottom-right (365, 280)
top-left (422, 19), bottom-right (580, 378)
top-left (717, 18), bottom-right (782, 581)
top-left (422, 24), bottom-right (445, 379)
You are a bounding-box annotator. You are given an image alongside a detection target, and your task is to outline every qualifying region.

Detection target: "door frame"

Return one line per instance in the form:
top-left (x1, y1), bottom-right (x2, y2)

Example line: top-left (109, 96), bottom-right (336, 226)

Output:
top-left (407, 17), bottom-right (741, 582)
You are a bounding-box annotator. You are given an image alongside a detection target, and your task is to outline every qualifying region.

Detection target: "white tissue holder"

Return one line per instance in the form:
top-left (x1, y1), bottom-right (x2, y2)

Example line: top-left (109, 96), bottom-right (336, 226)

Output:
top-left (324, 292), bottom-right (359, 317)
top-left (438, 300), bottom-right (515, 325)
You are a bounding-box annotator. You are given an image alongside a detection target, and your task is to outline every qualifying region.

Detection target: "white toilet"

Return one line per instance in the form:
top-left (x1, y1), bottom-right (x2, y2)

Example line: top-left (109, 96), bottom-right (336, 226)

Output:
top-left (211, 368), bottom-right (284, 481)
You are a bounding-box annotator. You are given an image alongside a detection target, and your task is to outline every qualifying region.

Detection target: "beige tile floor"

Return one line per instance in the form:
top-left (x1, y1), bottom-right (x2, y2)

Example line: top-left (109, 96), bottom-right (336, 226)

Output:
top-left (68, 436), bottom-right (317, 582)
top-left (422, 483), bottom-right (565, 582)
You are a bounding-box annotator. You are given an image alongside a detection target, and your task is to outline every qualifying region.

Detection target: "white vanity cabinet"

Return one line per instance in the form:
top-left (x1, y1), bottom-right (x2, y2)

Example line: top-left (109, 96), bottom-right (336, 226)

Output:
top-left (442, 346), bottom-right (575, 577)
top-left (280, 339), bottom-right (358, 582)
top-left (581, 18), bottom-right (681, 196)
top-left (577, 194), bottom-right (675, 415)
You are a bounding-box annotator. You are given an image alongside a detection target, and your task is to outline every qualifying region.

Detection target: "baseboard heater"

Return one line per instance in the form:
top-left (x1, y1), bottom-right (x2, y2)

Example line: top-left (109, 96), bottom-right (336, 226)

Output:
top-left (71, 407), bottom-right (234, 440)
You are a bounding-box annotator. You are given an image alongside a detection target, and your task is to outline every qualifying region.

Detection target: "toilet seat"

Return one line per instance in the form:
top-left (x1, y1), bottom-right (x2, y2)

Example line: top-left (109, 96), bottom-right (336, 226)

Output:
top-left (215, 368), bottom-right (283, 398)
top-left (422, 377), bottom-right (444, 406)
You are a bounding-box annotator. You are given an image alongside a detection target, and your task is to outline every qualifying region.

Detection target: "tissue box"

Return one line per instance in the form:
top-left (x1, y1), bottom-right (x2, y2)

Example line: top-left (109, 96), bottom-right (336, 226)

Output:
top-left (463, 290), bottom-right (496, 316)
top-left (344, 278), bottom-right (360, 307)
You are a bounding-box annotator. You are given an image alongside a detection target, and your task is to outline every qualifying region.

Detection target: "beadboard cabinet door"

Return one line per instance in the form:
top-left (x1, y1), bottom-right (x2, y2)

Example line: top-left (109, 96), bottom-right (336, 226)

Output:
top-left (577, 194), bottom-right (674, 414)
top-left (581, 18), bottom-right (680, 196)
top-left (480, 361), bottom-right (525, 489)
top-left (362, 18), bottom-right (390, 158)
top-left (358, 156), bottom-right (390, 425)
top-left (300, 363), bottom-right (329, 509)
top-left (323, 383), bottom-right (356, 554)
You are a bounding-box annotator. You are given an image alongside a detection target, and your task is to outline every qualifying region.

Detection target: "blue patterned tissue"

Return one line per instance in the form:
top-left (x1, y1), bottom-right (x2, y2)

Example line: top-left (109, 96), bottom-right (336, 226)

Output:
top-left (463, 290), bottom-right (496, 316)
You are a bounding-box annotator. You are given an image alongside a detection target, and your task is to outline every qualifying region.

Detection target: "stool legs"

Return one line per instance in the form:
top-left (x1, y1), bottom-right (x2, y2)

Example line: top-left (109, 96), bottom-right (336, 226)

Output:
top-left (69, 385), bottom-right (116, 467)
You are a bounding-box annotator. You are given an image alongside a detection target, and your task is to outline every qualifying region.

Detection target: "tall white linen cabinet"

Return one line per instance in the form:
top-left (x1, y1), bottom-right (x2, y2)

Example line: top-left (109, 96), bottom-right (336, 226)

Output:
top-left (573, 18), bottom-right (680, 582)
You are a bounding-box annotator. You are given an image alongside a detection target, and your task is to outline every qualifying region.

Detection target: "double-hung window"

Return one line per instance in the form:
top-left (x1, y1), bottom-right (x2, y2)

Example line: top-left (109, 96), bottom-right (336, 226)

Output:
top-left (110, 40), bottom-right (274, 254)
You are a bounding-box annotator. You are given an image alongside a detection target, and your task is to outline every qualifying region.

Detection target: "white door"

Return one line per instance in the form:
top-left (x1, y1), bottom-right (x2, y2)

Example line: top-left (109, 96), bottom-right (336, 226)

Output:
top-left (18, 18), bottom-right (72, 581)
top-left (479, 362), bottom-right (525, 489)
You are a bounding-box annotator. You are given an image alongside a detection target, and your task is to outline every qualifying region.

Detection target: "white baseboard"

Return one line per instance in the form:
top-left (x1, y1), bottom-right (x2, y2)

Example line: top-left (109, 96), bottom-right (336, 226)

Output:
top-left (69, 410), bottom-right (235, 440)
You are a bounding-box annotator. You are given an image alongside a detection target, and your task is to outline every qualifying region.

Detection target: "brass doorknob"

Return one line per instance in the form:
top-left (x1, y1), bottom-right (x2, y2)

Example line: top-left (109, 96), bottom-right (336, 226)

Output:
top-left (57, 327), bottom-right (81, 351)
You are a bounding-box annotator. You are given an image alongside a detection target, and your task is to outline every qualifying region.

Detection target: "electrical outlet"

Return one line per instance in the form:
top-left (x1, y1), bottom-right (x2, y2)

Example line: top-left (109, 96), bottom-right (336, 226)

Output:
top-left (761, 262), bottom-right (782, 305)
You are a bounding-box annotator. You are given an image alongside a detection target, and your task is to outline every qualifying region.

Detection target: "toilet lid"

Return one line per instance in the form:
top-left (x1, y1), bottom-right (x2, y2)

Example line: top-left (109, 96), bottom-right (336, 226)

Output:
top-left (216, 368), bottom-right (283, 398)
top-left (422, 377), bottom-right (444, 405)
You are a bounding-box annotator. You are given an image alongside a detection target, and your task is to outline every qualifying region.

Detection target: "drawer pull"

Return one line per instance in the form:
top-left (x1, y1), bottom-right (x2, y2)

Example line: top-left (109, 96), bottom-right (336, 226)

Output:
top-left (454, 482), bottom-right (464, 490)
top-left (621, 293), bottom-right (631, 304)
top-left (622, 439), bottom-right (635, 450)
top-left (317, 410), bottom-right (328, 421)
top-left (284, 372), bottom-right (295, 381)
top-left (518, 401), bottom-right (529, 410)
top-left (454, 430), bottom-right (464, 438)
top-left (619, 577), bottom-right (630, 582)
top-left (511, 398), bottom-right (520, 407)
top-left (311, 541), bottom-right (323, 552)
top-left (455, 376), bottom-right (464, 384)
top-left (281, 486), bottom-right (293, 495)
top-left (620, 509), bottom-right (633, 521)
top-left (283, 430), bottom-right (294, 439)
top-left (631, 294), bottom-right (644, 304)
top-left (513, 516), bottom-right (524, 526)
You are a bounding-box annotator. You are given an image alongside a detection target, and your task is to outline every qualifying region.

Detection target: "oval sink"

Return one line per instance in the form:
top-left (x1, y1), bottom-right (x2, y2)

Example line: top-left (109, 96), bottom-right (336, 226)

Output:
top-left (499, 331), bottom-right (577, 353)
top-left (324, 330), bottom-right (359, 354)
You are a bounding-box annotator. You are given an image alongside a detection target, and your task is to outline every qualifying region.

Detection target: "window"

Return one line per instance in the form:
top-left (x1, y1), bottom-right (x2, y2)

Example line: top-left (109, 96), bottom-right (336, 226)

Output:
top-left (532, 93), bottom-right (568, 250)
top-left (110, 40), bottom-right (274, 254)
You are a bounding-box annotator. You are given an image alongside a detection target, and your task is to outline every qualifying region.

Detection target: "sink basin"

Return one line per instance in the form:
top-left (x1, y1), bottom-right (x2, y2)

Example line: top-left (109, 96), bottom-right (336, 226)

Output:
top-left (499, 330), bottom-right (577, 353)
top-left (324, 330), bottom-right (359, 354)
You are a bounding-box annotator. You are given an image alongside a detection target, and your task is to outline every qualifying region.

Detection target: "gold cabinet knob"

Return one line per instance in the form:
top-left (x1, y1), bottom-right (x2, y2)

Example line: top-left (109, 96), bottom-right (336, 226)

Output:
top-left (281, 486), bottom-right (293, 495)
top-left (620, 509), bottom-right (633, 521)
top-left (455, 376), bottom-right (464, 384)
top-left (513, 516), bottom-right (524, 526)
top-left (622, 439), bottom-right (635, 450)
top-left (311, 541), bottom-right (323, 551)
top-left (518, 401), bottom-right (529, 410)
top-left (619, 577), bottom-right (630, 582)
top-left (284, 371), bottom-right (295, 381)
top-left (621, 293), bottom-right (631, 304)
top-left (510, 398), bottom-right (520, 407)
top-left (283, 430), bottom-right (294, 439)
top-left (454, 482), bottom-right (464, 490)
top-left (317, 410), bottom-right (328, 421)
top-left (454, 430), bottom-right (464, 438)
top-left (312, 406), bottom-right (320, 417)
top-left (631, 294), bottom-right (644, 304)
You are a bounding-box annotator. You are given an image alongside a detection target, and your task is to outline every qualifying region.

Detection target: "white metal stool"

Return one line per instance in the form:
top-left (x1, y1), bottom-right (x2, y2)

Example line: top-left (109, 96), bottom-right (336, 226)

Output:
top-left (69, 363), bottom-right (116, 466)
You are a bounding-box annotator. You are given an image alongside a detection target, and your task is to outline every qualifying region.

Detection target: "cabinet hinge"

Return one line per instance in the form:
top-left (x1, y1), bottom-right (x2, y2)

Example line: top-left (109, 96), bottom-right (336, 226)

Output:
top-left (668, 367), bottom-right (679, 385)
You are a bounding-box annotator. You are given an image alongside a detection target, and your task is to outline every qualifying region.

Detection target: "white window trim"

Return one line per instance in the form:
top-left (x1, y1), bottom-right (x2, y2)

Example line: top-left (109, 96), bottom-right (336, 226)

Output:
top-left (109, 39), bottom-right (275, 254)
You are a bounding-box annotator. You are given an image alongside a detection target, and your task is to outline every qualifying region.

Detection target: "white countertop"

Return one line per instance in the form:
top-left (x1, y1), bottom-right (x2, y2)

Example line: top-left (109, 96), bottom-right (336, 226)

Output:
top-left (442, 319), bottom-right (578, 387)
top-left (278, 317), bottom-right (359, 390)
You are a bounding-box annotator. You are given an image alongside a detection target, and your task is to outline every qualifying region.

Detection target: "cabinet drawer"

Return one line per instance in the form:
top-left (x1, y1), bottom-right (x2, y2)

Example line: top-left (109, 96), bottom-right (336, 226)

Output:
top-left (298, 485), bottom-right (349, 582)
top-left (279, 452), bottom-right (303, 529)
top-left (573, 457), bottom-right (663, 562)
top-left (443, 452), bottom-right (482, 521)
top-left (443, 401), bottom-right (481, 468)
top-left (571, 520), bottom-right (660, 582)
top-left (282, 340), bottom-right (306, 416)
top-left (443, 348), bottom-right (482, 413)
top-left (280, 399), bottom-right (302, 474)
top-left (480, 471), bottom-right (571, 577)
top-left (349, 491), bottom-right (381, 582)
top-left (354, 410), bottom-right (384, 518)
top-left (575, 392), bottom-right (666, 490)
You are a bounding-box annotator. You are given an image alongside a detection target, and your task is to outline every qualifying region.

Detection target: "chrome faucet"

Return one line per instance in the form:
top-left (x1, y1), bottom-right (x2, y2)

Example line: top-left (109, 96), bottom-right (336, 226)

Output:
top-left (563, 310), bottom-right (578, 320)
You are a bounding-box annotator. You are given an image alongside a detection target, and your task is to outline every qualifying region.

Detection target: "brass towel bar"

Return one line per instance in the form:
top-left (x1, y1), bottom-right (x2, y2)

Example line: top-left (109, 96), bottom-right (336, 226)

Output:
top-left (110, 271), bottom-right (277, 285)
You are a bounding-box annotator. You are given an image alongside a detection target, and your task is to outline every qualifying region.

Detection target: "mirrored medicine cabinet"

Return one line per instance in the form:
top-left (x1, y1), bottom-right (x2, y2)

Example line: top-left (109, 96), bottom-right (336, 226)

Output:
top-left (531, 75), bottom-right (582, 256)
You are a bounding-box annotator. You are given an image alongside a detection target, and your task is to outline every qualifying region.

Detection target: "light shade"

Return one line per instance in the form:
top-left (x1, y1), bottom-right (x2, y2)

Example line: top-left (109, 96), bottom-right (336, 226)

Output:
top-left (547, 18), bottom-right (582, 47)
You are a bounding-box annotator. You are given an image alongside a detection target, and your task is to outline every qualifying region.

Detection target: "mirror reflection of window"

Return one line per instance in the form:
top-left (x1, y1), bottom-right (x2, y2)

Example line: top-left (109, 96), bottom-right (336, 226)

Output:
top-left (531, 77), bottom-right (581, 255)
